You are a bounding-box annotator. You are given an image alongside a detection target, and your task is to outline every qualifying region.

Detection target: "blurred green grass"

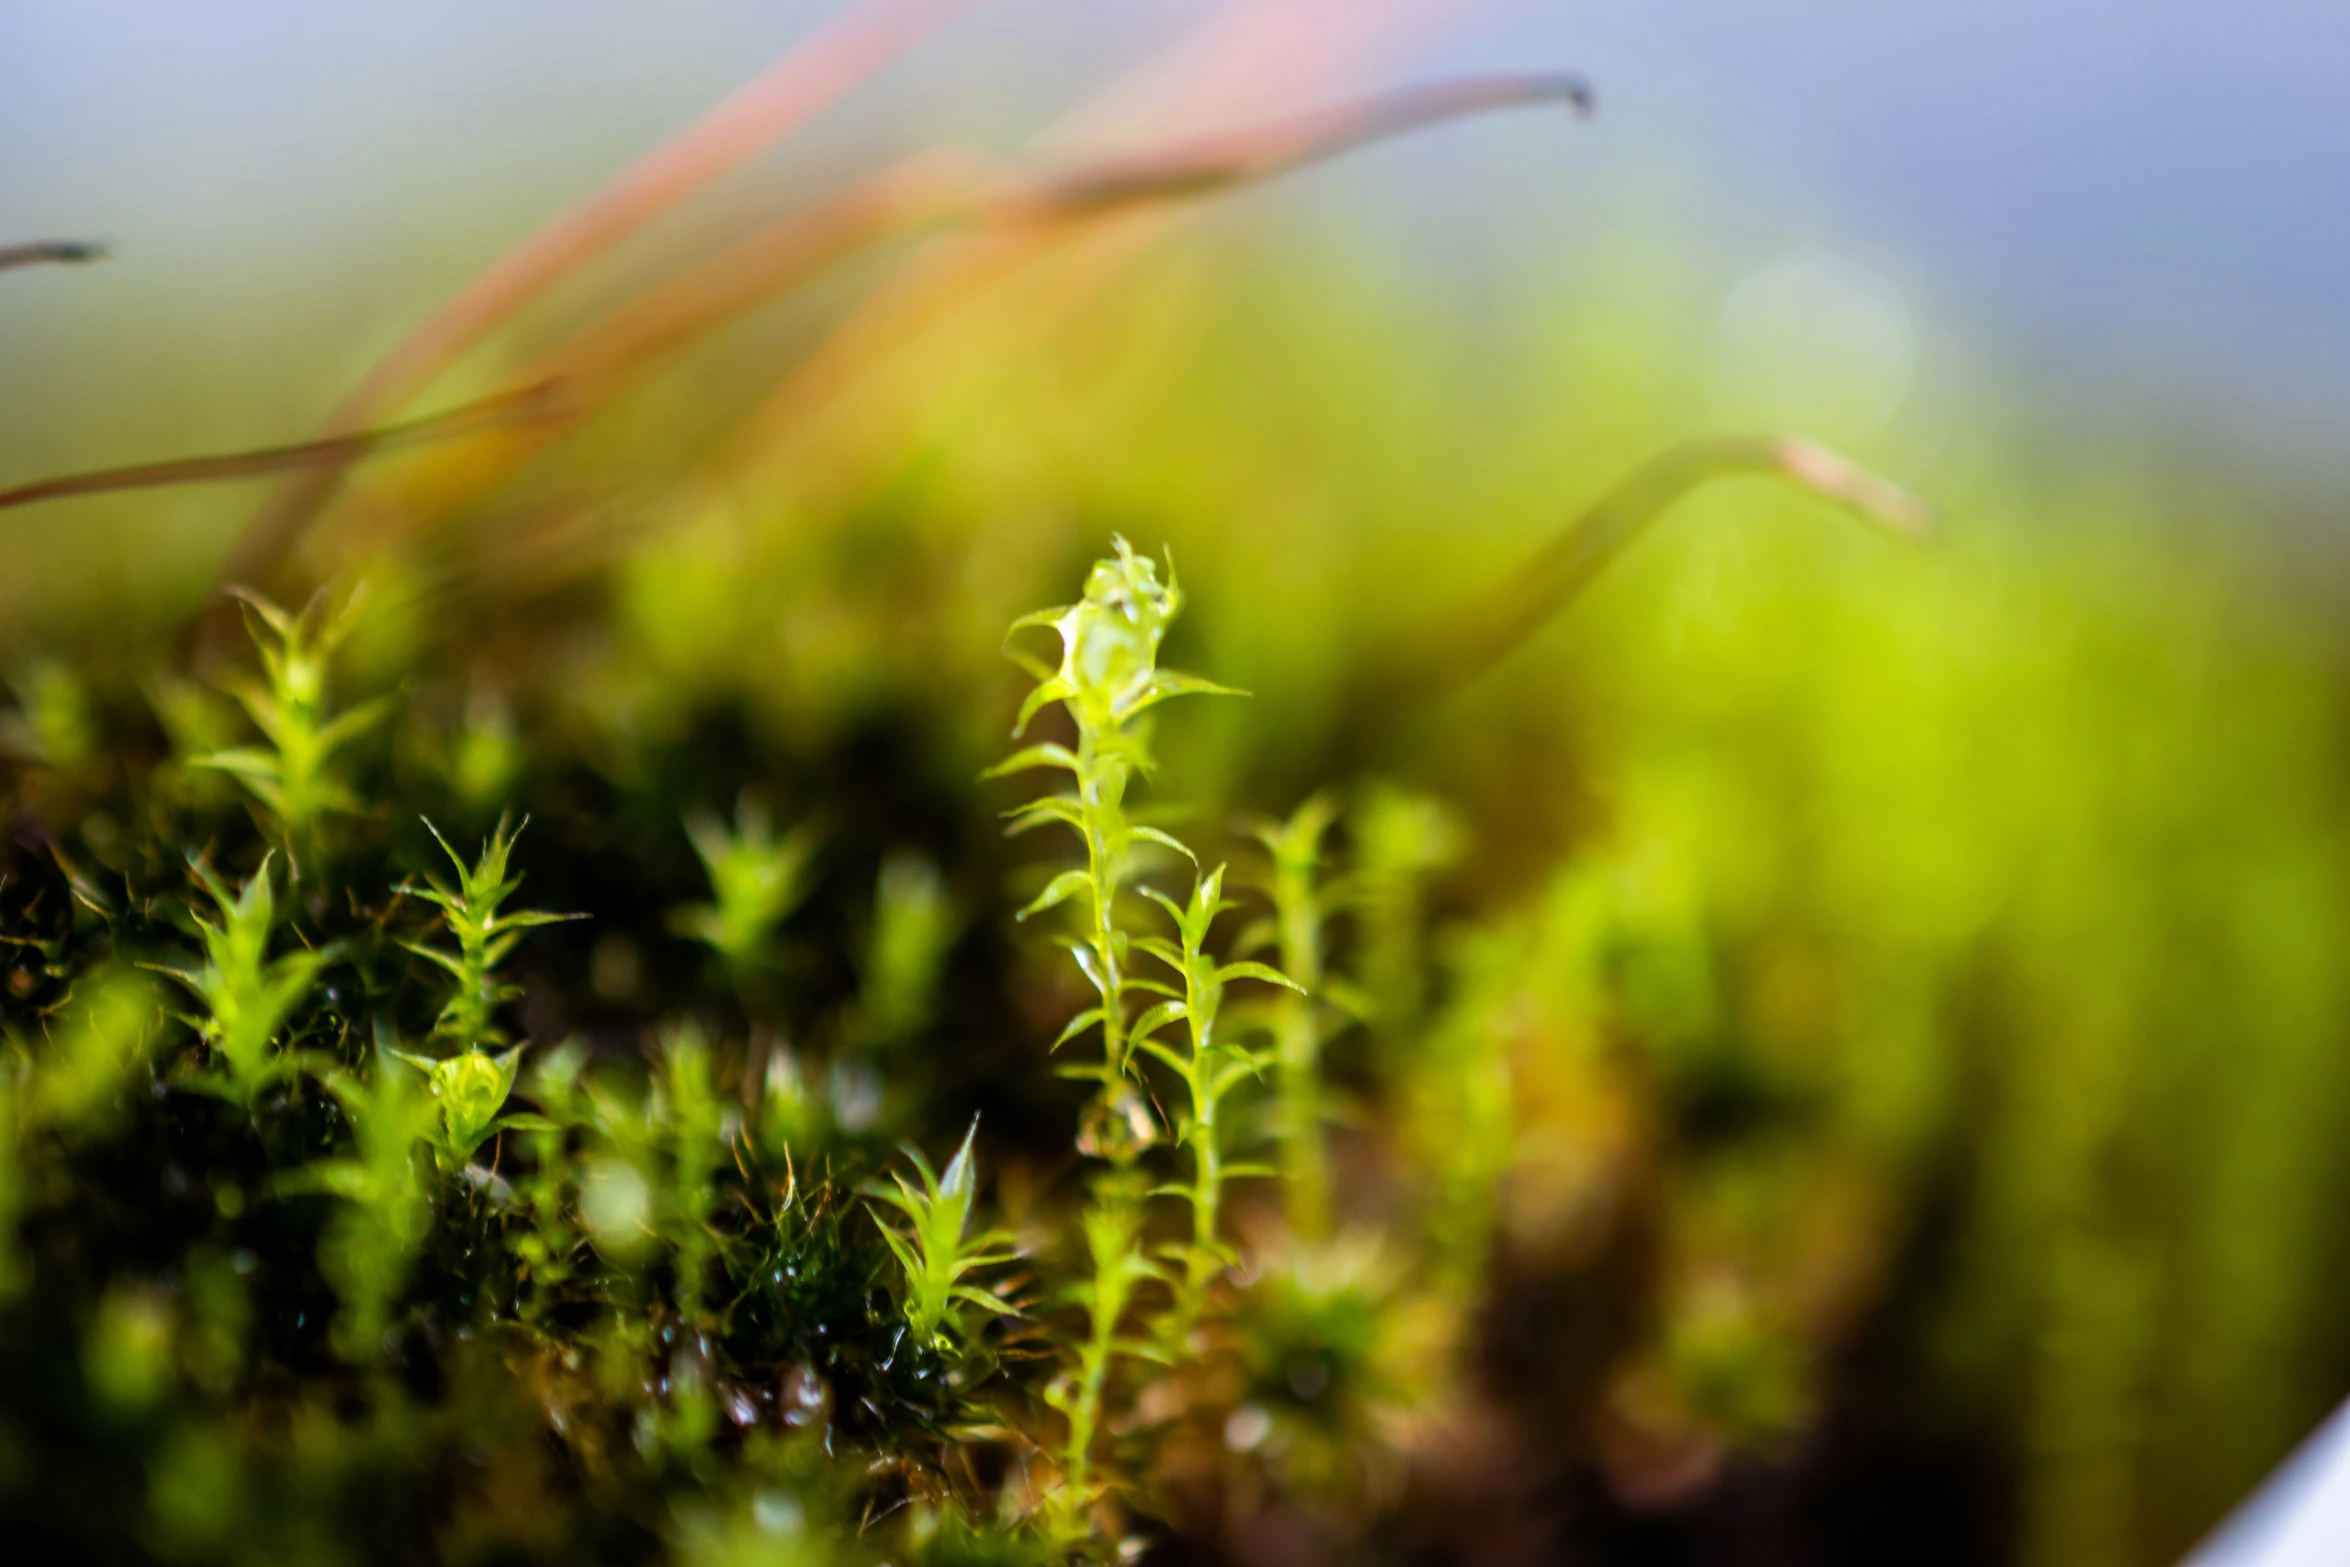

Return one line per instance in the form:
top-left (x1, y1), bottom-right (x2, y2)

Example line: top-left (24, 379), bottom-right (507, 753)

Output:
top-left (10, 202), bottom-right (2350, 1563)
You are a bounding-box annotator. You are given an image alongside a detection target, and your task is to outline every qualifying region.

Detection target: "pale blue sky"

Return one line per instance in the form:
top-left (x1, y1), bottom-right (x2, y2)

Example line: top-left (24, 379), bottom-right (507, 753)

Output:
top-left (3, 2), bottom-right (2344, 466)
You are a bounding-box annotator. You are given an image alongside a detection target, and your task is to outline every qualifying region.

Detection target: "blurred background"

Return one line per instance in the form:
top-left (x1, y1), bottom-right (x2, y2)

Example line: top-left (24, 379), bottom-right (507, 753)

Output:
top-left (6, 3), bottom-right (2350, 1564)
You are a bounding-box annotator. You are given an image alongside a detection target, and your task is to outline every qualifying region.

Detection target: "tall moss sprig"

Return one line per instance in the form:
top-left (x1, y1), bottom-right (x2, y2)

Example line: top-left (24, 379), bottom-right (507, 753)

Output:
top-left (992, 538), bottom-right (1239, 1132)
top-left (196, 587), bottom-right (387, 866)
top-left (12, 969), bottom-right (167, 1145)
top-left (653, 1026), bottom-right (727, 1318)
top-left (1043, 1174), bottom-right (1166, 1536)
top-left (1254, 795), bottom-right (1342, 1239)
top-left (864, 1119), bottom-right (1018, 1352)
top-left (154, 855), bottom-right (330, 1103)
top-left (1352, 786), bottom-right (1464, 1056)
top-left (388, 1042), bottom-right (553, 1173)
top-left (1133, 864), bottom-right (1300, 1344)
top-left (675, 798), bottom-right (821, 979)
top-left (858, 851), bottom-right (954, 1049)
top-left (398, 816), bottom-right (577, 1053)
top-left (286, 1031), bottom-right (440, 1362)
top-left (1410, 928), bottom-right (1523, 1309)
top-left (513, 1043), bottom-right (586, 1321)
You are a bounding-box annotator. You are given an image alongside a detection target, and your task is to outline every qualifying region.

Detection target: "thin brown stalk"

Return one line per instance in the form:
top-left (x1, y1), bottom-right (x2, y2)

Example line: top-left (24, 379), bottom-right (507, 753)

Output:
top-left (312, 154), bottom-right (982, 542)
top-left (0, 384), bottom-right (562, 514)
top-left (0, 240), bottom-right (107, 273)
top-left (997, 72), bottom-right (1591, 220)
top-left (530, 63), bottom-right (1592, 397)
top-left (4, 64), bottom-right (1594, 586)
top-left (492, 72), bottom-right (1590, 415)
top-left (719, 71), bottom-right (1596, 489)
top-left (309, 74), bottom-right (1595, 556)
top-left (1372, 436), bottom-right (1934, 708)
top-left (227, 0), bottom-right (971, 585)
top-left (717, 0), bottom-right (1564, 490)
top-left (528, 153), bottom-right (981, 403)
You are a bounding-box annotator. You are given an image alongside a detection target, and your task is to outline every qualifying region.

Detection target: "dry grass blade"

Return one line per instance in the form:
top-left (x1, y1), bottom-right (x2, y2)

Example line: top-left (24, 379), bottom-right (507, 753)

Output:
top-left (306, 73), bottom-right (1597, 583)
top-left (1374, 436), bottom-right (1934, 708)
top-left (0, 384), bottom-right (564, 514)
top-left (512, 71), bottom-right (1591, 417)
top-left (3, 63), bottom-right (1598, 609)
top-left (293, 154), bottom-right (982, 557)
top-left (716, 0), bottom-right (1560, 497)
top-left (227, 0), bottom-right (971, 586)
top-left (0, 240), bottom-right (107, 272)
top-left (533, 153), bottom-right (982, 393)
top-left (999, 72), bottom-right (1591, 219)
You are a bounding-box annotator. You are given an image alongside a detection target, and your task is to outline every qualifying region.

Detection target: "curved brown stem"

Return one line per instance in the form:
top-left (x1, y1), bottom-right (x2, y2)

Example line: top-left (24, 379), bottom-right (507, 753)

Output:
top-left (0, 240), bottom-right (107, 273)
top-left (521, 153), bottom-right (982, 406)
top-left (262, 71), bottom-right (1601, 582)
top-left (0, 72), bottom-right (1592, 550)
top-left (1000, 72), bottom-right (1592, 220)
top-left (225, 0), bottom-right (972, 587)
top-left (531, 71), bottom-right (1595, 403)
top-left (1370, 436), bottom-right (1933, 711)
top-left (0, 384), bottom-right (563, 514)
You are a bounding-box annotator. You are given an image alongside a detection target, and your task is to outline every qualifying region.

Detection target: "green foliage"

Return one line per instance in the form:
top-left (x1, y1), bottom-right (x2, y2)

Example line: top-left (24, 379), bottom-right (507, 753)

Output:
top-left (398, 815), bottom-right (574, 1051)
top-left (904, 1506), bottom-right (1059, 1567)
top-left (15, 191), bottom-right (2350, 1567)
top-left (195, 587), bottom-right (386, 860)
top-left (392, 1040), bottom-right (550, 1171)
top-left (1351, 784), bottom-right (1463, 1053)
top-left (447, 689), bottom-right (523, 814)
top-left (153, 854), bottom-right (328, 1101)
top-left (670, 1487), bottom-right (849, 1567)
top-left (1132, 863), bottom-right (1298, 1341)
top-left (677, 798), bottom-right (821, 975)
top-left (294, 1032), bottom-right (441, 1360)
top-left (1229, 1240), bottom-right (1424, 1501)
top-left (994, 537), bottom-right (1241, 1111)
top-left (863, 1120), bottom-right (1017, 1352)
top-left (858, 852), bottom-right (953, 1047)
top-left (1253, 794), bottom-right (1343, 1238)
top-left (652, 1023), bottom-right (727, 1315)
top-left (1406, 918), bottom-right (1526, 1308)
top-left (1043, 1174), bottom-right (1166, 1524)
top-left (0, 969), bottom-right (166, 1294)
top-left (567, 1032), bottom-right (737, 1310)
top-left (0, 660), bottom-right (97, 772)
top-left (9, 966), bottom-right (163, 1141)
top-left (511, 1040), bottom-right (587, 1315)
top-left (145, 671), bottom-right (240, 807)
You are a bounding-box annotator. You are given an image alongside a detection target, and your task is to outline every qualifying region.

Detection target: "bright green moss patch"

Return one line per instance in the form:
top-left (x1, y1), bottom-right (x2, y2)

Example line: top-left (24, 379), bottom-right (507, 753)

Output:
top-left (0, 548), bottom-right (1581, 1564)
